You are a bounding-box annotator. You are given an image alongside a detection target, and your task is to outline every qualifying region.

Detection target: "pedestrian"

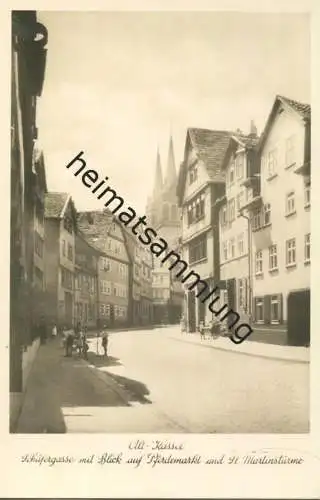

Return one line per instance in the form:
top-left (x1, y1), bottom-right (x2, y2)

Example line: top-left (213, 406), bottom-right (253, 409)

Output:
top-left (65, 329), bottom-right (74, 357)
top-left (101, 327), bottom-right (109, 357)
top-left (52, 323), bottom-right (57, 339)
top-left (79, 328), bottom-right (89, 360)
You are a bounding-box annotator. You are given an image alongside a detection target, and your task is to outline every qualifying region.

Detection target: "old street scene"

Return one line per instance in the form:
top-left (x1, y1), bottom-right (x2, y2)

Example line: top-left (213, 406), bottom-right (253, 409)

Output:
top-left (11, 11), bottom-right (310, 433)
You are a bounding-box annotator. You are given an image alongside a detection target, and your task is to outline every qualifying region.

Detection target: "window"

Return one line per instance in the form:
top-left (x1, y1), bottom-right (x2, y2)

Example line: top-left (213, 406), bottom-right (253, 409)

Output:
top-left (34, 231), bottom-right (43, 258)
top-left (254, 297), bottom-right (264, 323)
top-left (252, 208), bottom-right (262, 231)
top-left (264, 203), bottom-right (271, 225)
top-left (67, 243), bottom-right (73, 261)
top-left (238, 279), bottom-right (244, 307)
top-left (222, 241), bottom-right (228, 261)
top-left (100, 280), bottom-right (111, 295)
top-left (304, 182), bottom-right (310, 207)
top-left (101, 257), bottom-right (111, 271)
top-left (286, 192), bottom-right (296, 216)
top-left (189, 234), bottom-right (207, 264)
top-left (237, 233), bottom-right (245, 256)
top-left (271, 295), bottom-right (281, 323)
top-left (269, 244), bottom-right (278, 271)
top-left (236, 154), bottom-right (244, 179)
top-left (229, 161), bottom-right (235, 185)
top-left (189, 165), bottom-right (198, 184)
top-left (266, 149), bottom-right (277, 178)
top-left (230, 238), bottom-right (235, 259)
top-left (285, 135), bottom-right (295, 167)
top-left (61, 239), bottom-right (66, 257)
top-left (61, 267), bottom-right (73, 289)
top-left (305, 233), bottom-right (310, 263)
top-left (228, 199), bottom-right (235, 222)
top-left (221, 205), bottom-right (227, 226)
top-left (187, 193), bottom-right (205, 225)
top-left (255, 251), bottom-right (263, 274)
top-left (286, 238), bottom-right (296, 267)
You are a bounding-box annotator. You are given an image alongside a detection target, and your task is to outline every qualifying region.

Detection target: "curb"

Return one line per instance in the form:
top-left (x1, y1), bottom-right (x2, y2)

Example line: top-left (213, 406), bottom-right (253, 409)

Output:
top-left (168, 335), bottom-right (310, 364)
top-left (77, 356), bottom-right (132, 406)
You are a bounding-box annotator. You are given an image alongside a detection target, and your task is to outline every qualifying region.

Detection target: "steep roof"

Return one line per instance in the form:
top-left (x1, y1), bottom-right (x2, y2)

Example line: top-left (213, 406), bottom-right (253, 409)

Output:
top-left (77, 209), bottom-right (114, 250)
top-left (258, 95), bottom-right (311, 152)
top-left (188, 128), bottom-right (233, 180)
top-left (220, 133), bottom-right (260, 171)
top-left (277, 95), bottom-right (311, 120)
top-left (176, 128), bottom-right (233, 205)
top-left (44, 192), bottom-right (69, 218)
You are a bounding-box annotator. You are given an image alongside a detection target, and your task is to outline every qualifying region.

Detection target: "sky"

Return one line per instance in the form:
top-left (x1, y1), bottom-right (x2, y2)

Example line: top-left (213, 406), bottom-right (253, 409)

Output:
top-left (36, 11), bottom-right (310, 214)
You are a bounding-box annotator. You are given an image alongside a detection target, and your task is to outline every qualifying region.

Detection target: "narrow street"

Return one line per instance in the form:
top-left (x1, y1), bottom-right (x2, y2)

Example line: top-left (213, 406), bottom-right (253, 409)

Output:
top-left (17, 327), bottom-right (309, 434)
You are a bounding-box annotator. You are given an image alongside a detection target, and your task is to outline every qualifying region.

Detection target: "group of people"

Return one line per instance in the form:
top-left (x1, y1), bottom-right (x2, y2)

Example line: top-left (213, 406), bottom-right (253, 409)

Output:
top-left (62, 322), bottom-right (89, 358)
top-left (58, 322), bottom-right (109, 359)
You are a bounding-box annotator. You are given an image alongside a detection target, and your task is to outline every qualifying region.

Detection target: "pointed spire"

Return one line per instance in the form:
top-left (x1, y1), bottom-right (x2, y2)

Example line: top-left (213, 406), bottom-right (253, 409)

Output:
top-left (153, 146), bottom-right (163, 197)
top-left (165, 135), bottom-right (176, 187)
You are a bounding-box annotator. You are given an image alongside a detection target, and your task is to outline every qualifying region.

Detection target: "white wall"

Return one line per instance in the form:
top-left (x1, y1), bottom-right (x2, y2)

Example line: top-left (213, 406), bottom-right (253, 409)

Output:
top-left (252, 106), bottom-right (310, 321)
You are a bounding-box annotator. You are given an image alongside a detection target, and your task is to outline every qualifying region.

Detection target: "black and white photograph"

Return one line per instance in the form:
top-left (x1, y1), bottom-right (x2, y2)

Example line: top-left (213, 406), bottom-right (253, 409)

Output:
top-left (10, 8), bottom-right (310, 438)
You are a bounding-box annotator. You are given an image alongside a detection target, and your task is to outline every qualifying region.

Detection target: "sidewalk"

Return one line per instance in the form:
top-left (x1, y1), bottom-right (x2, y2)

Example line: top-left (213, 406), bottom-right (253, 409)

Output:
top-left (165, 327), bottom-right (310, 363)
top-left (15, 337), bottom-right (129, 433)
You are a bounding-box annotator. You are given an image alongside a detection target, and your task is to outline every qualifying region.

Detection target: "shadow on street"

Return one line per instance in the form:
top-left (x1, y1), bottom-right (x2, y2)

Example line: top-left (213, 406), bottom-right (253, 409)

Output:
top-left (84, 348), bottom-right (152, 405)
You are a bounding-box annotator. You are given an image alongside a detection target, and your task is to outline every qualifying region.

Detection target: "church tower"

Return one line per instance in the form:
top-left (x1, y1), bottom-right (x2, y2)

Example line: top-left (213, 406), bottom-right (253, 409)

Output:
top-left (146, 135), bottom-right (183, 326)
top-left (146, 135), bottom-right (181, 246)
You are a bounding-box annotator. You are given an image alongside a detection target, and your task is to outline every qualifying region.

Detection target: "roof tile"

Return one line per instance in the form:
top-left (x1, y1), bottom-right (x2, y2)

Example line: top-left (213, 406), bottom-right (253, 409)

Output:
top-left (188, 128), bottom-right (234, 181)
top-left (44, 192), bottom-right (69, 218)
top-left (278, 95), bottom-right (311, 119)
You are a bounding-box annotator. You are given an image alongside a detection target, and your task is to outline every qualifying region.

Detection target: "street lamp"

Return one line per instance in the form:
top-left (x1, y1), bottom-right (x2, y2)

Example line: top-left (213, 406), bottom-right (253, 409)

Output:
top-left (240, 212), bottom-right (252, 326)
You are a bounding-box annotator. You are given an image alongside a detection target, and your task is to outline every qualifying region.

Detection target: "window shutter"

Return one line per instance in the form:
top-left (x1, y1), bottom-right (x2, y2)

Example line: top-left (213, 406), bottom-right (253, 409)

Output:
top-left (264, 295), bottom-right (271, 324)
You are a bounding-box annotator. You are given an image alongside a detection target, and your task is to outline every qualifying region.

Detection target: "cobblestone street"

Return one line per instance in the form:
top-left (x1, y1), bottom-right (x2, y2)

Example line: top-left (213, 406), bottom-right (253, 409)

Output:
top-left (16, 328), bottom-right (309, 433)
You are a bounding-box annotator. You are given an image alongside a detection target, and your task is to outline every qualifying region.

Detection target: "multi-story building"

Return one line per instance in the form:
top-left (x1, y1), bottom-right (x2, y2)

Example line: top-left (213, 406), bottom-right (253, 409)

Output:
top-left (74, 231), bottom-right (100, 329)
top-left (138, 244), bottom-right (153, 325)
top-left (10, 11), bottom-right (48, 430)
top-left (242, 95), bottom-right (311, 344)
top-left (77, 210), bottom-right (130, 328)
top-left (176, 128), bottom-right (232, 332)
top-left (122, 228), bottom-right (153, 326)
top-left (146, 136), bottom-right (183, 324)
top-left (217, 125), bottom-right (259, 327)
top-left (44, 193), bottom-right (77, 329)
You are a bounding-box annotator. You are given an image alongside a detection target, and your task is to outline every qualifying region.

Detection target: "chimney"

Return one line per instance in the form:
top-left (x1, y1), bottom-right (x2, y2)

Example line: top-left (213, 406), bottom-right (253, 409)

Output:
top-left (249, 120), bottom-right (258, 137)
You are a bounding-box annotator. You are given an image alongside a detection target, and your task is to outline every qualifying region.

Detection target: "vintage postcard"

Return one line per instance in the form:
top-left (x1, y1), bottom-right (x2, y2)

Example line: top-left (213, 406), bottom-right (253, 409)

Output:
top-left (1, 0), bottom-right (319, 498)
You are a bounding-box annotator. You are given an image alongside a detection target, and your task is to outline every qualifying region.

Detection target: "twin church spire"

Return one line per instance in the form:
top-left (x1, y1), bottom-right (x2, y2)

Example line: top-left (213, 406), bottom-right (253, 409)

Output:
top-left (152, 135), bottom-right (177, 197)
